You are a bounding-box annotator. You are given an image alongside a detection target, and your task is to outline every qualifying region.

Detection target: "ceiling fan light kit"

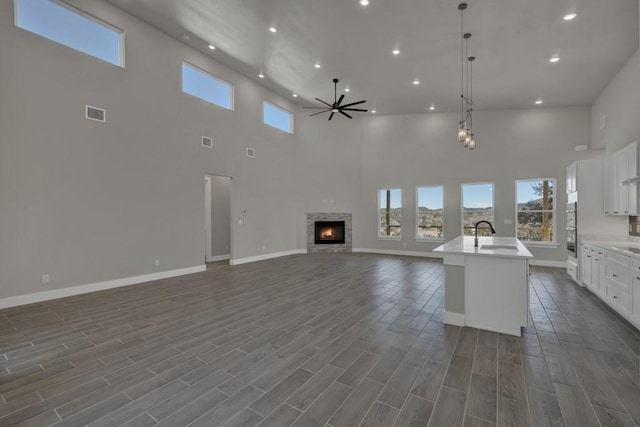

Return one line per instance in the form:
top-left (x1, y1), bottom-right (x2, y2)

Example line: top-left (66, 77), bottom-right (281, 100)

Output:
top-left (304, 78), bottom-right (368, 120)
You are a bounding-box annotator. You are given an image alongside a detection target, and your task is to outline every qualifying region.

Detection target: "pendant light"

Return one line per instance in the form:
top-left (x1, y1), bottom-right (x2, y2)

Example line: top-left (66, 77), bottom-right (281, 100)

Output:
top-left (457, 3), bottom-right (476, 150)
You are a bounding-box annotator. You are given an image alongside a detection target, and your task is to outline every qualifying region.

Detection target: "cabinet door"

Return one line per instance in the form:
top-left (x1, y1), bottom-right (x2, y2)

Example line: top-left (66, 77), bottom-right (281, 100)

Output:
top-left (566, 162), bottom-right (577, 193)
top-left (581, 245), bottom-right (592, 287)
top-left (592, 249), bottom-right (601, 293)
top-left (616, 150), bottom-right (629, 214)
top-left (604, 155), bottom-right (617, 214)
top-left (627, 142), bottom-right (638, 215)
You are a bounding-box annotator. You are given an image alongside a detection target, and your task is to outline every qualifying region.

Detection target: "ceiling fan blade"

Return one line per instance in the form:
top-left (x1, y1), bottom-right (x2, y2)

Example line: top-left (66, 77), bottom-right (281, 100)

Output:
top-left (303, 106), bottom-right (332, 109)
top-left (337, 94), bottom-right (345, 106)
top-left (328, 112), bottom-right (335, 121)
top-left (340, 111), bottom-right (353, 119)
top-left (315, 98), bottom-right (333, 108)
top-left (340, 100), bottom-right (366, 108)
top-left (309, 110), bottom-right (330, 117)
top-left (342, 108), bottom-right (368, 112)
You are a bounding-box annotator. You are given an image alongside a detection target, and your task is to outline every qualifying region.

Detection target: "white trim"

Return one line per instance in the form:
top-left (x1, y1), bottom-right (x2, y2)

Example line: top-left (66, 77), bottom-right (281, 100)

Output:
top-left (444, 310), bottom-right (465, 326)
top-left (209, 254), bottom-right (231, 262)
top-left (229, 249), bottom-right (306, 266)
top-left (528, 259), bottom-right (567, 268)
top-left (352, 248), bottom-right (443, 259)
top-left (204, 176), bottom-right (212, 262)
top-left (0, 265), bottom-right (206, 310)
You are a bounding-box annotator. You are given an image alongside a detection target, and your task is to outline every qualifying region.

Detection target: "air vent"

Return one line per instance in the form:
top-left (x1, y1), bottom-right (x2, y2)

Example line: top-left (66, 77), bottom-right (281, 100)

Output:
top-left (246, 147), bottom-right (256, 158)
top-left (85, 105), bottom-right (106, 123)
top-left (201, 136), bottom-right (213, 148)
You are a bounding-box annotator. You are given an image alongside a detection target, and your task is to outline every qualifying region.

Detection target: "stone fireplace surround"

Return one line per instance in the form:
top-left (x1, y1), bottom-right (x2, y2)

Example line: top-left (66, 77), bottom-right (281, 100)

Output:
top-left (307, 213), bottom-right (352, 253)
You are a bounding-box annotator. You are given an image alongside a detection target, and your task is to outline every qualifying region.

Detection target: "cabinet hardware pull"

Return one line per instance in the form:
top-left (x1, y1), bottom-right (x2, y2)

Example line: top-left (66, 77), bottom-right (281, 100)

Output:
top-left (614, 211), bottom-right (619, 213)
top-left (613, 295), bottom-right (618, 299)
top-left (613, 274), bottom-right (617, 277)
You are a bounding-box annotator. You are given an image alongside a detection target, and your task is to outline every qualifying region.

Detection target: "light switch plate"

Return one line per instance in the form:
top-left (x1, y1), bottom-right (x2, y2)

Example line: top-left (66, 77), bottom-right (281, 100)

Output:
top-left (504, 219), bottom-right (512, 224)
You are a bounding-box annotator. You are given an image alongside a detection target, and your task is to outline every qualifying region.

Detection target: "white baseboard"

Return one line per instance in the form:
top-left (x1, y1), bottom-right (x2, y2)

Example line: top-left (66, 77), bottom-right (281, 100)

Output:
top-left (229, 249), bottom-right (307, 266)
top-left (352, 248), bottom-right (444, 259)
top-left (529, 260), bottom-right (567, 268)
top-left (0, 265), bottom-right (206, 310)
top-left (208, 254), bottom-right (231, 262)
top-left (444, 310), bottom-right (465, 326)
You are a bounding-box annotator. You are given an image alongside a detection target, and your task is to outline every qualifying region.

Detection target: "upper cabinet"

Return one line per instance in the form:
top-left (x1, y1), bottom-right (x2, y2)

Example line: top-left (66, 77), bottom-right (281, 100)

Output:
top-left (604, 140), bottom-right (639, 216)
top-left (566, 162), bottom-right (577, 193)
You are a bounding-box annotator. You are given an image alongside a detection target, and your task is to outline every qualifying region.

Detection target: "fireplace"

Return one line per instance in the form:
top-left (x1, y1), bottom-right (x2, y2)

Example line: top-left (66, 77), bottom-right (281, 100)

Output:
top-left (314, 221), bottom-right (346, 244)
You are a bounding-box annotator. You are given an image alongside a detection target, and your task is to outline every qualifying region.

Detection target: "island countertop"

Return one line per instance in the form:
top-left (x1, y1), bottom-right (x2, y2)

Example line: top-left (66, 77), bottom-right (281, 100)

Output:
top-left (433, 236), bottom-right (533, 259)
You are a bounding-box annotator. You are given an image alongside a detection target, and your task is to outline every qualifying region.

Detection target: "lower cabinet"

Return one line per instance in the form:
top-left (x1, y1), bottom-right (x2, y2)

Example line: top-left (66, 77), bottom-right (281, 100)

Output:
top-left (581, 243), bottom-right (639, 329)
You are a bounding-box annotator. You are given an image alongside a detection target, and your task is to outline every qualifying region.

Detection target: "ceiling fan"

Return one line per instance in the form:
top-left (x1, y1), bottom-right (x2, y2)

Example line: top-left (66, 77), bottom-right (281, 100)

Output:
top-left (304, 78), bottom-right (368, 120)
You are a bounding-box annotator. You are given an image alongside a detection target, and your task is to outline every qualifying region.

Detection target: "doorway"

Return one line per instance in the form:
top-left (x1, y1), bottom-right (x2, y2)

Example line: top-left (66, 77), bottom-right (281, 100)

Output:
top-left (204, 174), bottom-right (232, 263)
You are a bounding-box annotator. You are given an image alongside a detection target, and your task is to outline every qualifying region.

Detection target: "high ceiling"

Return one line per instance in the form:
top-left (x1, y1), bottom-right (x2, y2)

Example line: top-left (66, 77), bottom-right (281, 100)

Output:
top-left (107, 0), bottom-right (639, 115)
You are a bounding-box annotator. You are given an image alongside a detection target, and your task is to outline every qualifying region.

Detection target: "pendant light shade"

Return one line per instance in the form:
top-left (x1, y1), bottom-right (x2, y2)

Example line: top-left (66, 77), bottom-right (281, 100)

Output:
top-left (457, 4), bottom-right (477, 150)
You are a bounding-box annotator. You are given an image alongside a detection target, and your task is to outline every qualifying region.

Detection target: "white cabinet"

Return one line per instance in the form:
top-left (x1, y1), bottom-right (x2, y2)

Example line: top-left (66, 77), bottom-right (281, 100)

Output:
top-left (630, 260), bottom-right (640, 325)
top-left (566, 162), bottom-right (577, 193)
top-left (580, 242), bottom-right (639, 329)
top-left (604, 141), bottom-right (639, 215)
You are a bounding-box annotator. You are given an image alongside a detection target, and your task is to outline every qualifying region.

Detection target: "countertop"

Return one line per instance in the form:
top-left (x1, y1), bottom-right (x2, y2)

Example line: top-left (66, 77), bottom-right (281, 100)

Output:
top-left (433, 236), bottom-right (533, 259)
top-left (580, 239), bottom-right (640, 260)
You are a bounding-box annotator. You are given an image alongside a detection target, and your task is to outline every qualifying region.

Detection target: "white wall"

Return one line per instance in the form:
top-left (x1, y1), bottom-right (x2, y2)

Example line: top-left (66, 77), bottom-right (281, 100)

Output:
top-left (0, 0), bottom-right (298, 299)
top-left (591, 48), bottom-right (640, 153)
top-left (352, 107), bottom-right (595, 262)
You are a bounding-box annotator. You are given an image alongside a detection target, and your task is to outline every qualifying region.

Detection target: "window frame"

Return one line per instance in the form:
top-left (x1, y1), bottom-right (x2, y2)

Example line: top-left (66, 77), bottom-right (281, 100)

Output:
top-left (378, 188), bottom-right (402, 240)
top-left (262, 101), bottom-right (294, 134)
top-left (461, 182), bottom-right (495, 236)
top-left (515, 177), bottom-right (557, 247)
top-left (181, 61), bottom-right (234, 110)
top-left (14, 0), bottom-right (125, 67)
top-left (415, 185), bottom-right (445, 242)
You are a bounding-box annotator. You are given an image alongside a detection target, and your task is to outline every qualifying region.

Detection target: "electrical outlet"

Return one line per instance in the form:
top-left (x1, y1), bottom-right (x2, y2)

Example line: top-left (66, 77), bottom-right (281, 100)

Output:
top-left (41, 274), bottom-right (50, 283)
top-left (239, 219), bottom-right (243, 225)
top-left (154, 259), bottom-right (160, 266)
top-left (262, 245), bottom-right (266, 252)
top-left (403, 242), bottom-right (407, 248)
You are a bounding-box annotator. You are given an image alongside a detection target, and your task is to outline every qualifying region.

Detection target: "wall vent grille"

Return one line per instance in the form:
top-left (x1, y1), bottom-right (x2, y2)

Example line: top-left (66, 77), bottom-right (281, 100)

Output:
top-left (246, 147), bottom-right (256, 158)
top-left (201, 136), bottom-right (213, 148)
top-left (85, 105), bottom-right (106, 123)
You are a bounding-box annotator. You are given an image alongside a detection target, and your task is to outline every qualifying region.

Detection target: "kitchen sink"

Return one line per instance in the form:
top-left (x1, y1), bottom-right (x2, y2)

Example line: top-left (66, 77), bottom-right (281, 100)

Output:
top-left (480, 244), bottom-right (519, 251)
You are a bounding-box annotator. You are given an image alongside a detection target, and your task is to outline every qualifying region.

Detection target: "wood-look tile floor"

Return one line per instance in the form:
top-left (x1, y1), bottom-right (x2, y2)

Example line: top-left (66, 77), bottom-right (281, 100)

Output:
top-left (1, 253), bottom-right (639, 426)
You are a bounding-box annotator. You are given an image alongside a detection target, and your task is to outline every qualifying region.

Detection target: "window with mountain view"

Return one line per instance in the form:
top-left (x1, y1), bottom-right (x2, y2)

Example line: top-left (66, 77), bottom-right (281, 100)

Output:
top-left (516, 178), bottom-right (555, 243)
top-left (417, 186), bottom-right (444, 239)
top-left (379, 188), bottom-right (401, 238)
top-left (462, 183), bottom-right (494, 236)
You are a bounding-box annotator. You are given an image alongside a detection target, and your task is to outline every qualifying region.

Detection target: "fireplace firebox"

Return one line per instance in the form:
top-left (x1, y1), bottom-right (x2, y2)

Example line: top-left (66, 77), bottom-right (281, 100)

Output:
top-left (314, 221), bottom-right (346, 244)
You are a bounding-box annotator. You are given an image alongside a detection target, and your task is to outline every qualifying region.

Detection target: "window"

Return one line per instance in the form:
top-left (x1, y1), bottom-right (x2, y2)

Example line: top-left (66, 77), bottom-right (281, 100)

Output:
top-left (15, 0), bottom-right (123, 66)
top-left (516, 178), bottom-right (555, 244)
top-left (416, 186), bottom-right (444, 240)
top-left (462, 183), bottom-right (494, 236)
top-left (263, 102), bottom-right (293, 133)
top-left (182, 62), bottom-right (233, 109)
top-left (378, 188), bottom-right (401, 238)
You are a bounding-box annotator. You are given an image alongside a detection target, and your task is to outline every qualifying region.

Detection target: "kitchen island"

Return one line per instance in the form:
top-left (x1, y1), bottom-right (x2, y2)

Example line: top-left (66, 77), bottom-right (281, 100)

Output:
top-left (433, 236), bottom-right (533, 336)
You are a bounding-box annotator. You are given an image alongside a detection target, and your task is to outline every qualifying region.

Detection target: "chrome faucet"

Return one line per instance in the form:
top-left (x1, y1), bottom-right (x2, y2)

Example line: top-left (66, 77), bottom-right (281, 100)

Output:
top-left (474, 220), bottom-right (496, 247)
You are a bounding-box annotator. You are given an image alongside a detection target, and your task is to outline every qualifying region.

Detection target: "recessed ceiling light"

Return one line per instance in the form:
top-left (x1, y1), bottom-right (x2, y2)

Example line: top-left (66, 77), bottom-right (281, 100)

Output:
top-left (269, 27), bottom-right (277, 33)
top-left (360, 0), bottom-right (370, 6)
top-left (258, 73), bottom-right (264, 78)
top-left (314, 63), bottom-right (321, 68)
top-left (392, 49), bottom-right (400, 55)
top-left (429, 105), bottom-right (436, 111)
top-left (345, 88), bottom-right (350, 92)
top-left (292, 93), bottom-right (298, 98)
top-left (208, 44), bottom-right (216, 50)
top-left (535, 99), bottom-right (543, 105)
top-left (563, 13), bottom-right (577, 21)
top-left (371, 110), bottom-right (376, 114)
top-left (549, 56), bottom-right (560, 63)
top-left (413, 80), bottom-right (420, 85)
